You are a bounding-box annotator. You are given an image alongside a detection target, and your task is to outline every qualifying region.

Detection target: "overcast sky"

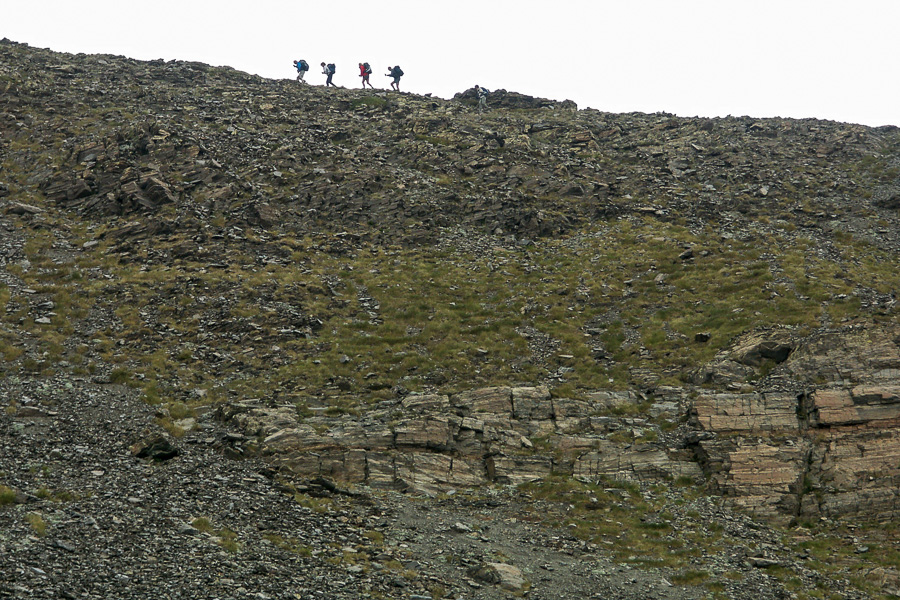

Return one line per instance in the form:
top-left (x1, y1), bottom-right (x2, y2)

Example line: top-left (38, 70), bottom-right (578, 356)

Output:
top-left (4, 1), bottom-right (899, 127)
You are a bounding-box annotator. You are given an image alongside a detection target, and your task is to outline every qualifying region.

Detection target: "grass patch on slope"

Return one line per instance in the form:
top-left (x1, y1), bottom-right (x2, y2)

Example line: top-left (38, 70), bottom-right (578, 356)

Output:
top-left (4, 213), bottom-right (899, 410)
top-left (520, 476), bottom-right (713, 569)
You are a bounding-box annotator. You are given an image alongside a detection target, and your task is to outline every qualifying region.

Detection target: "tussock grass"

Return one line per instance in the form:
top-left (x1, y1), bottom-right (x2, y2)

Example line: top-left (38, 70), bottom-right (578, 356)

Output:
top-left (671, 570), bottom-right (710, 586)
top-left (263, 533), bottom-right (313, 556)
top-left (520, 476), bottom-right (718, 569)
top-left (8, 205), bottom-right (900, 409)
top-left (34, 486), bottom-right (79, 502)
top-left (0, 485), bottom-right (17, 506)
top-left (25, 512), bottom-right (47, 536)
top-left (192, 516), bottom-right (240, 552)
top-left (351, 96), bottom-right (387, 109)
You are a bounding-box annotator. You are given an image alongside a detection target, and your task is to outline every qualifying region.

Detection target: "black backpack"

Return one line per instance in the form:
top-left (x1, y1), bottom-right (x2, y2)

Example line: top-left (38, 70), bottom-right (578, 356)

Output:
top-left (298, 60), bottom-right (309, 71)
top-left (327, 63), bottom-right (336, 74)
top-left (363, 62), bottom-right (372, 74)
top-left (393, 66), bottom-right (404, 77)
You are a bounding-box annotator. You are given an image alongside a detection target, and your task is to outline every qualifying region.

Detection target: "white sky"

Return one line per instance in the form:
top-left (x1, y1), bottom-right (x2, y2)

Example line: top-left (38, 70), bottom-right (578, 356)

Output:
top-left (4, 0), bottom-right (899, 127)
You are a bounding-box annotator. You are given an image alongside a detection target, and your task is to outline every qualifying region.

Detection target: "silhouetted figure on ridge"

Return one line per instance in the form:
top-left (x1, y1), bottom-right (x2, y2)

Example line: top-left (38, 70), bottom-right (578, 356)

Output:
top-left (359, 62), bottom-right (374, 89)
top-left (293, 59), bottom-right (309, 83)
top-left (386, 65), bottom-right (403, 91)
top-left (475, 85), bottom-right (490, 112)
top-left (321, 62), bottom-right (336, 87)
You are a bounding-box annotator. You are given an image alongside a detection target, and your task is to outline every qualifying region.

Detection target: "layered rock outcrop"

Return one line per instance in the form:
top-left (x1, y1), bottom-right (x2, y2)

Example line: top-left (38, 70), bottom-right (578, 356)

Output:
top-left (223, 385), bottom-right (702, 496)
top-left (221, 324), bottom-right (900, 526)
top-left (691, 324), bottom-right (900, 523)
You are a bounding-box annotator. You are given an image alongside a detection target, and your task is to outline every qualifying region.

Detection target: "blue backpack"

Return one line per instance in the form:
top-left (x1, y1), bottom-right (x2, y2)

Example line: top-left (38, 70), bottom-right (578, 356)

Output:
top-left (298, 60), bottom-right (309, 71)
top-left (327, 63), bottom-right (336, 74)
top-left (393, 66), bottom-right (404, 77)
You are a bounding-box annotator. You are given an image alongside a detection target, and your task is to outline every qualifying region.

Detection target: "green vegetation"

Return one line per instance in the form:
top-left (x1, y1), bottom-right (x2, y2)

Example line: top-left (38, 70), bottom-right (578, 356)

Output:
top-left (519, 476), bottom-right (712, 568)
top-left (518, 476), bottom-right (900, 599)
top-left (192, 517), bottom-right (240, 553)
top-left (671, 570), bottom-right (709, 585)
top-left (34, 486), bottom-right (79, 502)
top-left (0, 485), bottom-right (17, 506)
top-left (350, 95), bottom-right (387, 109)
top-left (519, 476), bottom-right (900, 600)
top-left (363, 530), bottom-right (385, 545)
top-left (292, 491), bottom-right (333, 513)
top-left (263, 533), bottom-right (313, 557)
top-left (4, 211), bottom-right (900, 416)
top-left (25, 512), bottom-right (47, 536)
top-left (191, 517), bottom-right (214, 533)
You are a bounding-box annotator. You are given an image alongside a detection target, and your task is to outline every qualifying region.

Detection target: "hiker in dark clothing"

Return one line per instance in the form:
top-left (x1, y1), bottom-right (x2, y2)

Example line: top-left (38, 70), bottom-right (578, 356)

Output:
top-left (386, 65), bottom-right (403, 91)
top-left (359, 62), bottom-right (374, 89)
top-left (321, 62), bottom-right (336, 87)
top-left (293, 59), bottom-right (309, 83)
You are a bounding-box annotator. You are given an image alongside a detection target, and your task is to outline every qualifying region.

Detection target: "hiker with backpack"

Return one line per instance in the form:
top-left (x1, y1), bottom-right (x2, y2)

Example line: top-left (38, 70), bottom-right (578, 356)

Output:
top-left (386, 65), bottom-right (403, 91)
top-left (321, 62), bottom-right (336, 87)
top-left (293, 59), bottom-right (309, 83)
top-left (475, 85), bottom-right (490, 112)
top-left (359, 62), bottom-right (374, 89)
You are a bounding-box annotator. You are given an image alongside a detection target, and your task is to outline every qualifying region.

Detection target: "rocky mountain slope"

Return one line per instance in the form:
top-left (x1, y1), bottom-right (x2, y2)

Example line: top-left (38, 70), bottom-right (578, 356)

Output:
top-left (2, 38), bottom-right (900, 599)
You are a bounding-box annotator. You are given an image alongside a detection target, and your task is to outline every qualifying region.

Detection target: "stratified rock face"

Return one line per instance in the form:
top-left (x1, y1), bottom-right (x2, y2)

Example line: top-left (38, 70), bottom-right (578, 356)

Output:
top-left (694, 392), bottom-right (800, 433)
top-left (809, 386), bottom-right (900, 426)
top-left (690, 324), bottom-right (900, 523)
top-left (223, 385), bottom-right (699, 495)
top-left (219, 324), bottom-right (900, 524)
top-left (573, 441), bottom-right (701, 483)
top-left (789, 327), bottom-right (900, 385)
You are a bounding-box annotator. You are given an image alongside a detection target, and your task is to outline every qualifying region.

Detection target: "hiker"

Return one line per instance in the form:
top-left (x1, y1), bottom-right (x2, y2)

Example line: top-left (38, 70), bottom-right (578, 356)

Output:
top-left (386, 65), bottom-right (403, 91)
top-left (359, 62), bottom-right (374, 89)
top-left (475, 85), bottom-right (489, 112)
top-left (321, 62), bottom-right (336, 87)
top-left (293, 59), bottom-right (309, 83)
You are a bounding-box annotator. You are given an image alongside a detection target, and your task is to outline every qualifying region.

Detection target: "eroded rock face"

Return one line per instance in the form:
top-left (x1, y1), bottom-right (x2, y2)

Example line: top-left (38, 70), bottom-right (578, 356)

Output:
top-left (223, 323), bottom-right (900, 523)
top-left (690, 324), bottom-right (900, 522)
top-left (693, 392), bottom-right (800, 433)
top-left (787, 325), bottom-right (900, 385)
top-left (222, 385), bottom-right (699, 496)
top-left (215, 324), bottom-right (900, 525)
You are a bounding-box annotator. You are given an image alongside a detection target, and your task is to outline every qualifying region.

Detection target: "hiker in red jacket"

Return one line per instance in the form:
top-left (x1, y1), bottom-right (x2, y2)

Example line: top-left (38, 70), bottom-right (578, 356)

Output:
top-left (359, 62), bottom-right (374, 89)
